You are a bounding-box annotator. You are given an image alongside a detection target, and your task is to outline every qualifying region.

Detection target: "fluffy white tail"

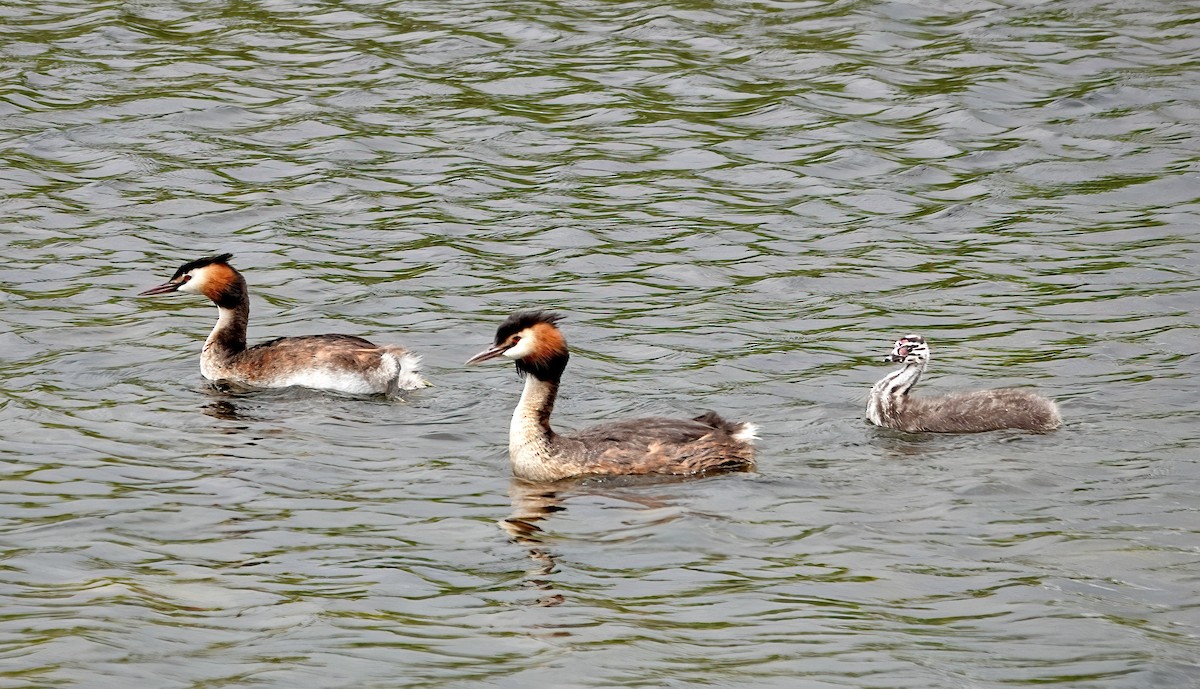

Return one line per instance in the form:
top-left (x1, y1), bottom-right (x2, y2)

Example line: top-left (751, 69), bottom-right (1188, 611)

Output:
top-left (733, 422), bottom-right (759, 443)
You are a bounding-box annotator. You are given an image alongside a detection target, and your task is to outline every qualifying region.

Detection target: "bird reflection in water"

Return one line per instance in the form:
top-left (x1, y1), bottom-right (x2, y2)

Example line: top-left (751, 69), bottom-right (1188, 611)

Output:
top-left (502, 475), bottom-right (698, 608)
top-left (201, 385), bottom-right (265, 427)
top-left (203, 399), bottom-right (246, 423)
top-left (503, 479), bottom-right (568, 607)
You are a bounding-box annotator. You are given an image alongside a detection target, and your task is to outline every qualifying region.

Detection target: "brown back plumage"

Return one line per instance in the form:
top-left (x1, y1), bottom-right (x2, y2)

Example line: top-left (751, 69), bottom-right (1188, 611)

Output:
top-left (237, 334), bottom-right (387, 375)
top-left (556, 413), bottom-right (755, 477)
top-left (883, 388), bottom-right (1061, 433)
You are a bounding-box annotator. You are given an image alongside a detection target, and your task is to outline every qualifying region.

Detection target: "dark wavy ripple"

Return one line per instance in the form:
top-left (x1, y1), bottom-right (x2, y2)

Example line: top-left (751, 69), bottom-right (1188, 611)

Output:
top-left (2, 0), bottom-right (1198, 686)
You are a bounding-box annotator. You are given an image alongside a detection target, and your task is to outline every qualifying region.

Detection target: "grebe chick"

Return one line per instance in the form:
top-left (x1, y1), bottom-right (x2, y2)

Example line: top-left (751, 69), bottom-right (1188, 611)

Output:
top-left (866, 334), bottom-right (1061, 433)
top-left (466, 311), bottom-right (757, 482)
top-left (140, 253), bottom-right (425, 396)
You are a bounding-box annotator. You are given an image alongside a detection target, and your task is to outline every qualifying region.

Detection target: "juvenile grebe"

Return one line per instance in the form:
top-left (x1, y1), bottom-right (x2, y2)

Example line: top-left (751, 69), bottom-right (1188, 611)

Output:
top-left (866, 334), bottom-right (1061, 433)
top-left (466, 311), bottom-right (757, 482)
top-left (140, 253), bottom-right (425, 396)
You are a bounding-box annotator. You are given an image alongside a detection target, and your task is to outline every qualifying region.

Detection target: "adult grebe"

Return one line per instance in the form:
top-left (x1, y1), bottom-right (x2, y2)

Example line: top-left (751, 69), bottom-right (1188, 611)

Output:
top-left (140, 253), bottom-right (425, 396)
top-left (466, 311), bottom-right (757, 481)
top-left (866, 334), bottom-right (1061, 433)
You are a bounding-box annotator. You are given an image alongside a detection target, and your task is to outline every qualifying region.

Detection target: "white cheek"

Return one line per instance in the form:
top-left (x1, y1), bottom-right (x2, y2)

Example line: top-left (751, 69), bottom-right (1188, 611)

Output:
top-left (504, 337), bottom-right (536, 359)
top-left (177, 269), bottom-right (212, 294)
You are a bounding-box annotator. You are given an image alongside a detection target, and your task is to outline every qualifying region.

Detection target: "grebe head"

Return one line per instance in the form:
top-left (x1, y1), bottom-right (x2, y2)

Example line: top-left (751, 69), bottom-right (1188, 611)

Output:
top-left (888, 334), bottom-right (929, 365)
top-left (466, 310), bottom-right (569, 380)
top-left (140, 254), bottom-right (243, 305)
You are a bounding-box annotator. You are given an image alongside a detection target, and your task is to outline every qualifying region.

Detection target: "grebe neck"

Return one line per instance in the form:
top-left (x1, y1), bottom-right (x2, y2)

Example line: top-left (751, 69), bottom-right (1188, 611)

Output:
top-left (867, 360), bottom-right (925, 426)
top-left (202, 291), bottom-right (249, 372)
top-left (509, 373), bottom-right (558, 476)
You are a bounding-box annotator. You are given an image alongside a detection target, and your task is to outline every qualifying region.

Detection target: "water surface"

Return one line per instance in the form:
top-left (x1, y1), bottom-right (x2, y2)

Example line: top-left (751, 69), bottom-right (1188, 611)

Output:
top-left (2, 1), bottom-right (1198, 687)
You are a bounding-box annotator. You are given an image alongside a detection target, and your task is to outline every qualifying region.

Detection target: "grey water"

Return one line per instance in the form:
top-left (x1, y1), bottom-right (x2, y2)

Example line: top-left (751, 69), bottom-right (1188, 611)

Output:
top-left (1, 1), bottom-right (1198, 687)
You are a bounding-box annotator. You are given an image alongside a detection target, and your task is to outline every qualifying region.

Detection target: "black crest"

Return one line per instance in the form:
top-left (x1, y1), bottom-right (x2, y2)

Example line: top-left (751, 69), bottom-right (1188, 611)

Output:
top-left (172, 253), bottom-right (234, 280)
top-left (494, 310), bottom-right (565, 345)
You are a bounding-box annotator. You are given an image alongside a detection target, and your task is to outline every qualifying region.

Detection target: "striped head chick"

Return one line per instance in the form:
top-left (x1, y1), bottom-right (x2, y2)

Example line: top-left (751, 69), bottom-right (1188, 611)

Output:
top-left (887, 334), bottom-right (929, 367)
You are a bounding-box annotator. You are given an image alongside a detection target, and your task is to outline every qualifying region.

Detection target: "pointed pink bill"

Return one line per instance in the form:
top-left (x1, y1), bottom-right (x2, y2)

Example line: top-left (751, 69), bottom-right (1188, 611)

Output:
top-left (465, 344), bottom-right (509, 365)
top-left (139, 281), bottom-right (182, 296)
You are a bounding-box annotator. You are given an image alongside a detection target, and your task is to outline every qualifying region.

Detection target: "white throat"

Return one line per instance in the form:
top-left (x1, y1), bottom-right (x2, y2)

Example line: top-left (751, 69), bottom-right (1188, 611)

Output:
top-left (509, 374), bottom-right (556, 477)
top-left (200, 305), bottom-right (240, 378)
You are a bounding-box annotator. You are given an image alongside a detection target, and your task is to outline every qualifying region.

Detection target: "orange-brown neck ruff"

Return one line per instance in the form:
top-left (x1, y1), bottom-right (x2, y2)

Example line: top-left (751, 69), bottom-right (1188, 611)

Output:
top-left (201, 264), bottom-right (247, 310)
top-left (515, 322), bottom-right (569, 382)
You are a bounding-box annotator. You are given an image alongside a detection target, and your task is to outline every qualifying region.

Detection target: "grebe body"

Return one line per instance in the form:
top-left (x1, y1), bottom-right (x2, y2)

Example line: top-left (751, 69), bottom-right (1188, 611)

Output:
top-left (141, 254), bottom-right (425, 396)
top-left (867, 335), bottom-right (1061, 433)
top-left (467, 311), bottom-right (756, 482)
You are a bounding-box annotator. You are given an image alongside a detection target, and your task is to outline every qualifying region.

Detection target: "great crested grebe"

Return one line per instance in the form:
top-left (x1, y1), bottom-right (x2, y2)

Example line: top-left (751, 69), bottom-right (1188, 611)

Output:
top-left (867, 334), bottom-right (1061, 433)
top-left (140, 253), bottom-right (425, 396)
top-left (466, 311), bottom-right (757, 482)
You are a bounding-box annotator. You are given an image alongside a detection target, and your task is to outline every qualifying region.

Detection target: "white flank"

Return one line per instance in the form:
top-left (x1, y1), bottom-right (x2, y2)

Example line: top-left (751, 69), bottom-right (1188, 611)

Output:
top-left (275, 368), bottom-right (379, 395)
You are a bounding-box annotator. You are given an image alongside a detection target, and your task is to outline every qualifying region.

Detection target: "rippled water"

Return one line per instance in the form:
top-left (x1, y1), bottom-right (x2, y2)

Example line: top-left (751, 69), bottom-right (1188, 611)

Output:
top-left (2, 1), bottom-right (1198, 687)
